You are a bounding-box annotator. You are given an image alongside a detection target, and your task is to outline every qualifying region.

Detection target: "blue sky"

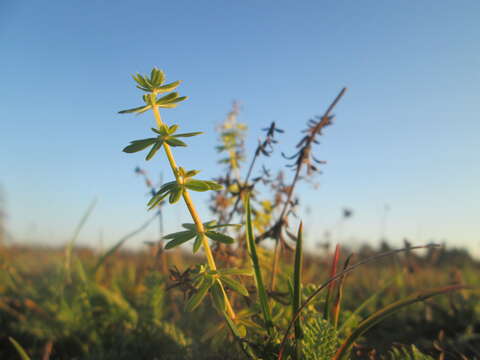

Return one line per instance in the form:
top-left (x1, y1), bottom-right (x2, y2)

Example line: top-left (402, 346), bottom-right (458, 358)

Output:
top-left (1, 1), bottom-right (478, 254)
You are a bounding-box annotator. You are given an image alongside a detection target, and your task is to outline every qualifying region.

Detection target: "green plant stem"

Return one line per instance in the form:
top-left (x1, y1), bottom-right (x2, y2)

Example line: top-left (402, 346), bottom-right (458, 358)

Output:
top-left (149, 94), bottom-right (236, 320)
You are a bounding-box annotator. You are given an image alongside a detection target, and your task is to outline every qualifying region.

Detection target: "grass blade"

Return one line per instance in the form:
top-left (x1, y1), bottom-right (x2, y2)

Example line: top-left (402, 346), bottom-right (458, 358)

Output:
top-left (323, 244), bottom-right (341, 321)
top-left (8, 337), bottom-right (31, 360)
top-left (64, 198), bottom-right (97, 283)
top-left (244, 194), bottom-right (273, 335)
top-left (292, 222), bottom-right (304, 359)
top-left (333, 284), bottom-right (466, 360)
top-left (277, 244), bottom-right (441, 360)
top-left (94, 213), bottom-right (159, 273)
top-left (332, 254), bottom-right (353, 329)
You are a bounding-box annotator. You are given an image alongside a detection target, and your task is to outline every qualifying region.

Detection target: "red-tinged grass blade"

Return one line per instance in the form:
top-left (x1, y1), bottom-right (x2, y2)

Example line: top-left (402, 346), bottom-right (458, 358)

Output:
top-left (332, 254), bottom-right (353, 329)
top-left (9, 337), bottom-right (31, 360)
top-left (292, 222), bottom-right (304, 359)
top-left (323, 244), bottom-right (341, 321)
top-left (333, 284), bottom-right (467, 360)
top-left (277, 244), bottom-right (441, 360)
top-left (244, 194), bottom-right (273, 335)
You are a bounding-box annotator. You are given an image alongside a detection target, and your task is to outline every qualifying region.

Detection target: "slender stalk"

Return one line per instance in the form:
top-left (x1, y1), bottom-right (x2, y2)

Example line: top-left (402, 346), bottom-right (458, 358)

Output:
top-left (149, 94), bottom-right (236, 319)
top-left (269, 88), bottom-right (347, 291)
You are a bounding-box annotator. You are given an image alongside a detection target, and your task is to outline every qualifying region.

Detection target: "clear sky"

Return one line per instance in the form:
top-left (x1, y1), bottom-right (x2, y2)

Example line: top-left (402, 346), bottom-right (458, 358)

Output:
top-left (1, 1), bottom-right (478, 254)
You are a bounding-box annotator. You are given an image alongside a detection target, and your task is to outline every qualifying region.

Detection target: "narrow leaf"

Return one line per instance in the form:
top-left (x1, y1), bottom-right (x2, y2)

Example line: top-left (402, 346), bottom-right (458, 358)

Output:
top-left (164, 231), bottom-right (196, 249)
top-left (118, 104), bottom-right (151, 114)
top-left (165, 138), bottom-right (187, 147)
top-left (123, 138), bottom-right (158, 153)
top-left (175, 132), bottom-right (203, 138)
top-left (205, 231), bottom-right (234, 244)
top-left (221, 275), bottom-right (249, 296)
top-left (324, 244), bottom-right (341, 321)
top-left (333, 285), bottom-right (466, 360)
top-left (145, 141), bottom-right (163, 161)
top-left (185, 276), bottom-right (214, 311)
top-left (204, 180), bottom-right (223, 191)
top-left (168, 187), bottom-right (183, 204)
top-left (184, 179), bottom-right (210, 192)
top-left (157, 80), bottom-right (181, 92)
top-left (8, 338), bottom-right (31, 360)
top-left (156, 92), bottom-right (179, 105)
top-left (168, 124), bottom-right (179, 134)
top-left (164, 230), bottom-right (196, 240)
top-left (210, 280), bottom-right (226, 313)
top-left (192, 236), bottom-right (202, 253)
top-left (244, 194), bottom-right (273, 334)
top-left (181, 223), bottom-right (198, 231)
top-left (293, 222), bottom-right (304, 345)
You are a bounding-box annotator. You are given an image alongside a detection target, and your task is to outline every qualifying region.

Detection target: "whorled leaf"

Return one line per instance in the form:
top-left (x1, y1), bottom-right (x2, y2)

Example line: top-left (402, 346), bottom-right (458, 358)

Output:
top-left (185, 275), bottom-right (214, 312)
top-left (164, 230), bottom-right (197, 249)
top-left (220, 275), bottom-right (249, 296)
top-left (205, 230), bottom-right (234, 244)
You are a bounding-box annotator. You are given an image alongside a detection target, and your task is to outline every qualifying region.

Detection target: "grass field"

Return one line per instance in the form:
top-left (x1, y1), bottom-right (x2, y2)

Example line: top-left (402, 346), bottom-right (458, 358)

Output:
top-left (1, 69), bottom-right (478, 360)
top-left (0, 242), bottom-right (478, 359)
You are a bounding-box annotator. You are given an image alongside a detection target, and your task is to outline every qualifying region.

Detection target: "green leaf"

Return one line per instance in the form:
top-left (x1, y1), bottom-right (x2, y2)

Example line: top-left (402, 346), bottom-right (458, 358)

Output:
top-left (158, 96), bottom-right (188, 108)
top-left (164, 230), bottom-right (195, 240)
top-left (182, 223), bottom-right (198, 231)
top-left (203, 180), bottom-right (223, 190)
top-left (123, 138), bottom-right (157, 153)
top-left (165, 95), bottom-right (188, 104)
top-left (145, 141), bottom-right (163, 161)
top-left (156, 92), bottom-right (180, 105)
top-left (175, 132), bottom-right (203, 138)
top-left (210, 280), bottom-right (226, 313)
top-left (169, 186), bottom-right (184, 204)
top-left (220, 275), bottom-right (249, 296)
top-left (136, 85), bottom-right (150, 92)
top-left (157, 103), bottom-right (181, 109)
top-left (185, 169), bottom-right (201, 178)
top-left (185, 276), bottom-right (214, 312)
top-left (193, 236), bottom-right (202, 253)
top-left (165, 138), bottom-right (187, 147)
top-left (205, 231), bottom-right (234, 244)
top-left (8, 338), bottom-right (31, 360)
top-left (133, 73), bottom-right (150, 89)
top-left (152, 125), bottom-right (169, 136)
top-left (293, 222), bottom-right (304, 346)
top-left (118, 104), bottom-right (152, 114)
top-left (151, 68), bottom-right (165, 86)
top-left (157, 80), bottom-right (181, 93)
top-left (168, 124), bottom-right (179, 134)
top-left (164, 231), bottom-right (196, 249)
top-left (184, 179), bottom-right (211, 192)
top-left (148, 181), bottom-right (177, 207)
top-left (244, 194), bottom-right (273, 334)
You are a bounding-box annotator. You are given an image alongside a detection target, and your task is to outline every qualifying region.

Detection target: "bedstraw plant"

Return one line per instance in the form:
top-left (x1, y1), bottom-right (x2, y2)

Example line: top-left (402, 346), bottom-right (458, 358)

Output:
top-left (119, 68), bottom-right (250, 324)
